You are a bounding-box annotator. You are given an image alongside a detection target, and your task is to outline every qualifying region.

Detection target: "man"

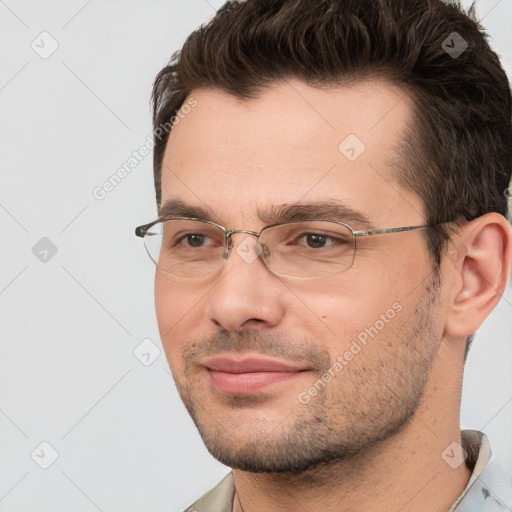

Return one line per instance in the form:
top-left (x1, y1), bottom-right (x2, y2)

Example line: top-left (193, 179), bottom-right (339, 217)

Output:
top-left (135, 0), bottom-right (512, 510)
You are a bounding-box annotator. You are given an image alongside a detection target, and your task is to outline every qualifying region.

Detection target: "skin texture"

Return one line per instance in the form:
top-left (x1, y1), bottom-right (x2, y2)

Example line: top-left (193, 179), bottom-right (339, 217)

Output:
top-left (154, 79), bottom-right (512, 512)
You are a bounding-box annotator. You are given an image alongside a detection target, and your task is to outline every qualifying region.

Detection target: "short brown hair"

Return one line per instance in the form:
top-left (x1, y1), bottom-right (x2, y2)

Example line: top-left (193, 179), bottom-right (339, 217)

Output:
top-left (151, 0), bottom-right (512, 270)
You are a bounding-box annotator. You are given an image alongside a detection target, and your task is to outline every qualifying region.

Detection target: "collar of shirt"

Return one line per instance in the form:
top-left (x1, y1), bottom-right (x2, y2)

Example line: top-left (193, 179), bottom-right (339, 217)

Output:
top-left (449, 430), bottom-right (512, 512)
top-left (186, 429), bottom-right (512, 512)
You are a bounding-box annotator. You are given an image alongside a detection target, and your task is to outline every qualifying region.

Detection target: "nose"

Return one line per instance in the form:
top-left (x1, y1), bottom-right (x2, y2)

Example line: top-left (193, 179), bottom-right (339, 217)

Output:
top-left (206, 233), bottom-right (286, 332)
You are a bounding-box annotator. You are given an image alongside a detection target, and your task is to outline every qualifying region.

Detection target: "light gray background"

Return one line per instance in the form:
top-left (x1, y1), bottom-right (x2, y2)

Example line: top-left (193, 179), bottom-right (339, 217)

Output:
top-left (0, 1), bottom-right (511, 511)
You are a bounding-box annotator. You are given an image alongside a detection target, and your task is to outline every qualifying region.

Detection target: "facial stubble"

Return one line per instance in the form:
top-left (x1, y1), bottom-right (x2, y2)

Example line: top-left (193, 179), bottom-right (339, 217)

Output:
top-left (171, 277), bottom-right (443, 474)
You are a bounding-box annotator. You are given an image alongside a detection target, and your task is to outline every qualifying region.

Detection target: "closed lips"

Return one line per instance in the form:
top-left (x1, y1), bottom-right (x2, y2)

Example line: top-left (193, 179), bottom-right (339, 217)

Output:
top-left (202, 357), bottom-right (310, 373)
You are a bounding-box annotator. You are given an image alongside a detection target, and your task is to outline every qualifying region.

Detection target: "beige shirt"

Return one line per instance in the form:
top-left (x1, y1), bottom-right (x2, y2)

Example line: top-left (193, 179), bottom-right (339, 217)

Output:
top-left (184, 430), bottom-right (512, 511)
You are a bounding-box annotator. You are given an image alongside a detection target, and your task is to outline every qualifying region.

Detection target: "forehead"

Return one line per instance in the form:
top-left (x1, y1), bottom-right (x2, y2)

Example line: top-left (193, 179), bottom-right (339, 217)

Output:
top-left (160, 79), bottom-right (422, 227)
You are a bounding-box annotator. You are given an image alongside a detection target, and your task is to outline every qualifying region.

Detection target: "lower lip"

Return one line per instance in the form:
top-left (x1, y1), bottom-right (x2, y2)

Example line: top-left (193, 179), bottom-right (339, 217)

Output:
top-left (208, 370), bottom-right (305, 394)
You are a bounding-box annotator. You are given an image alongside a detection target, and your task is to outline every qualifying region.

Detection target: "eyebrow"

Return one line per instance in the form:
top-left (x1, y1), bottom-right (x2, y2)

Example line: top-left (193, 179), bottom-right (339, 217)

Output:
top-left (159, 198), bottom-right (375, 230)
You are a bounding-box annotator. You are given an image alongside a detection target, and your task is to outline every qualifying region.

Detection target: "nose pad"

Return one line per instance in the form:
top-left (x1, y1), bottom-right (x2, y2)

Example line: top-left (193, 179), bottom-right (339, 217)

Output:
top-left (221, 234), bottom-right (234, 260)
top-left (259, 244), bottom-right (270, 257)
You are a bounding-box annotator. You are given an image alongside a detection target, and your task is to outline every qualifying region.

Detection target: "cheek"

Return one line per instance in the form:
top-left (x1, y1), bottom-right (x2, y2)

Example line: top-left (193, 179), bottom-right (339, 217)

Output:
top-left (286, 275), bottom-right (407, 352)
top-left (154, 276), bottom-right (204, 363)
top-left (351, 246), bottom-right (431, 309)
top-left (154, 275), bottom-right (172, 329)
top-left (155, 275), bottom-right (196, 322)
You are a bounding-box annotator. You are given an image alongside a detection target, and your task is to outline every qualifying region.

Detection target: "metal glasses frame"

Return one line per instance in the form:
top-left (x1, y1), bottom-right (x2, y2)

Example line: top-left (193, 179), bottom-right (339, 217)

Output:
top-left (135, 216), bottom-right (438, 279)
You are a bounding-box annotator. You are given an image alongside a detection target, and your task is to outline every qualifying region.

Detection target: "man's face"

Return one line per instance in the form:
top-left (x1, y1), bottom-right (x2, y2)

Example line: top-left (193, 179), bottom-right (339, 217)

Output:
top-left (155, 79), bottom-right (445, 473)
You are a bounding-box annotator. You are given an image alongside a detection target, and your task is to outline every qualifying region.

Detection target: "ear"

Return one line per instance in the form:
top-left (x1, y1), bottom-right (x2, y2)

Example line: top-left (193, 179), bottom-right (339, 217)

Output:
top-left (444, 213), bottom-right (512, 337)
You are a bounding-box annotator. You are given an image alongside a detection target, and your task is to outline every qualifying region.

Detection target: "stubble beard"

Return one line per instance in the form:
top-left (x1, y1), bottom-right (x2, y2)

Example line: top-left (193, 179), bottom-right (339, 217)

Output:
top-left (172, 277), bottom-right (443, 474)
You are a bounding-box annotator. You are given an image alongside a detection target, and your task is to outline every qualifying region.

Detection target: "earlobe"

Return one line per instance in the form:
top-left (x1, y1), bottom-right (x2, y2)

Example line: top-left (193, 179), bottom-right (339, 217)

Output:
top-left (444, 213), bottom-right (512, 338)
